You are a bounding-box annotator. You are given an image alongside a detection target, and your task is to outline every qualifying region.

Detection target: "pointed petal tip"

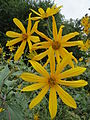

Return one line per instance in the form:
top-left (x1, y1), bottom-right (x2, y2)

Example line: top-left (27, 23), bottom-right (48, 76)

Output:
top-left (21, 88), bottom-right (28, 92)
top-left (21, 89), bottom-right (24, 92)
top-left (73, 104), bottom-right (77, 109)
top-left (14, 56), bottom-right (19, 61)
top-left (51, 115), bottom-right (56, 120)
top-left (29, 60), bottom-right (32, 63)
top-left (82, 67), bottom-right (86, 71)
top-left (29, 104), bottom-right (32, 110)
top-left (13, 18), bottom-right (17, 22)
top-left (6, 31), bottom-right (9, 36)
top-left (84, 81), bottom-right (88, 86)
top-left (6, 42), bottom-right (9, 46)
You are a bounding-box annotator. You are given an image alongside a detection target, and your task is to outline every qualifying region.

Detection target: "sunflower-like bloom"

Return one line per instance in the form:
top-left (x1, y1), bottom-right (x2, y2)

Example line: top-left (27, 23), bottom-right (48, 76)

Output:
top-left (32, 16), bottom-right (83, 67)
top-left (20, 48), bottom-right (87, 119)
top-left (30, 5), bottom-right (62, 20)
top-left (6, 14), bottom-right (40, 61)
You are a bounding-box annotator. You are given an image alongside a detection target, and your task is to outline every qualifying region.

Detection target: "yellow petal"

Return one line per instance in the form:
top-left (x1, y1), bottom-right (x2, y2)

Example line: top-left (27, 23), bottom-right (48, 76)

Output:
top-left (14, 40), bottom-right (26, 61)
top-left (31, 17), bottom-right (41, 21)
top-left (57, 80), bottom-right (88, 87)
top-left (27, 37), bottom-right (32, 52)
top-left (48, 47), bottom-right (55, 74)
top-left (58, 67), bottom-right (86, 79)
top-left (56, 85), bottom-right (77, 108)
top-left (21, 83), bottom-right (46, 91)
top-left (30, 9), bottom-right (41, 16)
top-left (27, 13), bottom-right (32, 34)
top-left (20, 72), bottom-right (47, 83)
top-left (55, 50), bottom-right (60, 64)
top-left (52, 16), bottom-right (57, 41)
top-left (38, 8), bottom-right (45, 14)
top-left (29, 60), bottom-right (49, 77)
top-left (62, 32), bottom-right (79, 42)
top-left (59, 48), bottom-right (78, 66)
top-left (62, 41), bottom-right (83, 47)
top-left (31, 36), bottom-right (40, 43)
top-left (31, 21), bottom-right (39, 34)
top-left (46, 7), bottom-right (50, 13)
top-left (54, 6), bottom-right (62, 14)
top-left (55, 53), bottom-right (72, 75)
top-left (59, 47), bottom-right (68, 58)
top-left (6, 37), bottom-right (22, 46)
top-left (13, 18), bottom-right (26, 33)
top-left (29, 85), bottom-right (49, 109)
top-left (58, 25), bottom-right (64, 42)
top-left (36, 30), bottom-right (52, 42)
top-left (51, 4), bottom-right (56, 9)
top-left (32, 50), bottom-right (48, 61)
top-left (32, 42), bottom-right (51, 50)
top-left (6, 31), bottom-right (22, 38)
top-left (69, 52), bottom-right (78, 64)
top-left (49, 87), bottom-right (57, 119)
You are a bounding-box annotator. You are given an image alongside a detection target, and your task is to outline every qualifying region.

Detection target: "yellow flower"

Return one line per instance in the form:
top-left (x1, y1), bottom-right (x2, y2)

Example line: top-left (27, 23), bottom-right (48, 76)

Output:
top-left (32, 16), bottom-right (83, 67)
top-left (20, 50), bottom-right (87, 119)
top-left (6, 14), bottom-right (40, 61)
top-left (81, 16), bottom-right (89, 26)
top-left (30, 5), bottom-right (62, 20)
top-left (79, 57), bottom-right (83, 62)
top-left (0, 108), bottom-right (4, 112)
top-left (0, 47), bottom-right (2, 54)
top-left (81, 16), bottom-right (90, 35)
top-left (26, 50), bottom-right (37, 59)
top-left (34, 113), bottom-right (39, 120)
top-left (83, 27), bottom-right (90, 35)
top-left (8, 46), bottom-right (15, 52)
top-left (85, 39), bottom-right (90, 48)
top-left (80, 40), bottom-right (90, 51)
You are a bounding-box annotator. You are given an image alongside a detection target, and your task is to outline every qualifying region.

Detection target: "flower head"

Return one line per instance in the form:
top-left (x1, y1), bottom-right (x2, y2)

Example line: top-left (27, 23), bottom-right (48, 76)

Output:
top-left (6, 14), bottom-right (40, 61)
top-left (20, 49), bottom-right (87, 119)
top-left (81, 15), bottom-right (90, 35)
top-left (30, 5), bottom-right (62, 20)
top-left (32, 16), bottom-right (83, 67)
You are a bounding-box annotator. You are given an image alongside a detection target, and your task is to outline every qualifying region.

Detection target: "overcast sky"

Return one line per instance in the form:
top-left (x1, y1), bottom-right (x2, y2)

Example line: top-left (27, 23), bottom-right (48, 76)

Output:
top-left (53, 0), bottom-right (90, 20)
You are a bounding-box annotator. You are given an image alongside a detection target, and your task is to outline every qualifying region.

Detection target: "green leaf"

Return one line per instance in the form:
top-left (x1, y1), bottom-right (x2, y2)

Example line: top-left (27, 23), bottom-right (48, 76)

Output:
top-left (7, 104), bottom-right (24, 120)
top-left (0, 65), bottom-right (10, 87)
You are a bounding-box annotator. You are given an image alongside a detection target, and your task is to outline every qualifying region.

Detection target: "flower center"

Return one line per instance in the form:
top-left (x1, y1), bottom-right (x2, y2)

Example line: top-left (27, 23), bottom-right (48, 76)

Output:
top-left (22, 34), bottom-right (28, 40)
top-left (48, 76), bottom-right (56, 87)
top-left (52, 41), bottom-right (60, 50)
